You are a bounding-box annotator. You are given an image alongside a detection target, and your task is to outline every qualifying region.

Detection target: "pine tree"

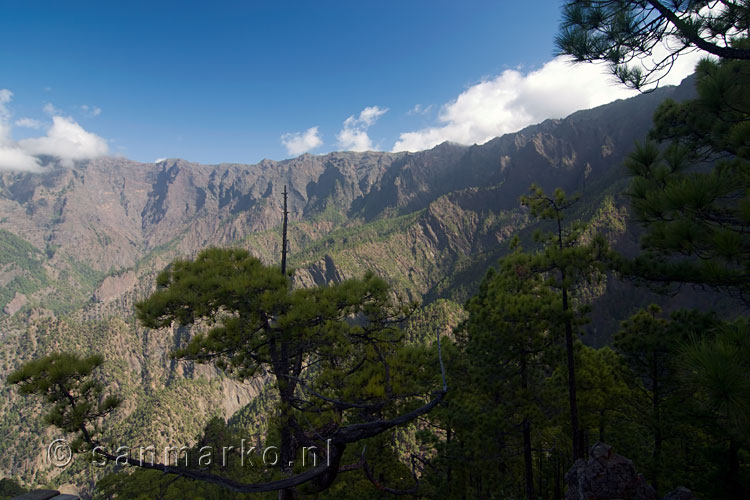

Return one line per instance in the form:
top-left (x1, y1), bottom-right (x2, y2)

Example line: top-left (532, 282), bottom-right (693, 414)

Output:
top-left (614, 305), bottom-right (714, 493)
top-left (556, 1), bottom-right (750, 89)
top-left (558, 7), bottom-right (750, 492)
top-left (459, 248), bottom-right (559, 500)
top-left (6, 353), bottom-right (121, 452)
top-left (521, 185), bottom-right (609, 461)
top-left (681, 317), bottom-right (750, 497)
top-left (624, 52), bottom-right (750, 302)
top-left (8, 249), bottom-right (446, 496)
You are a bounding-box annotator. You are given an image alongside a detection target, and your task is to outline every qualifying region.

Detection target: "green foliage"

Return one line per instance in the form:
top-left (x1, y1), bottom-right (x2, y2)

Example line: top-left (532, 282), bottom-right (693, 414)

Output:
top-left (680, 317), bottom-right (750, 497)
top-left (290, 210), bottom-right (425, 267)
top-left (613, 305), bottom-right (710, 493)
top-left (6, 353), bottom-right (121, 452)
top-left (0, 229), bottom-right (48, 311)
top-left (594, 305), bottom-right (750, 498)
top-left (420, 242), bottom-right (627, 499)
top-left (8, 247), bottom-right (442, 496)
top-left (0, 478), bottom-right (27, 500)
top-left (554, 10), bottom-right (750, 495)
top-left (7, 13), bottom-right (750, 499)
top-left (521, 185), bottom-right (611, 461)
top-left (95, 469), bottom-right (233, 500)
top-left (570, 345), bottom-right (632, 444)
top-left (425, 292), bottom-right (749, 499)
top-left (460, 251), bottom-right (559, 378)
top-left (557, 1), bottom-right (750, 89)
top-left (134, 247), bottom-right (438, 493)
top-left (521, 185), bottom-right (610, 303)
top-left (682, 317), bottom-right (750, 440)
top-left (455, 249), bottom-right (560, 498)
top-left (0, 229), bottom-right (109, 316)
top-left (418, 189), bottom-right (613, 497)
top-left (93, 419), bottom-right (420, 500)
top-left (137, 248), bottom-right (416, 397)
top-left (404, 299), bottom-right (465, 345)
top-left (93, 418), bottom-right (250, 500)
top-left (614, 304), bottom-right (710, 398)
top-left (621, 45), bottom-right (750, 302)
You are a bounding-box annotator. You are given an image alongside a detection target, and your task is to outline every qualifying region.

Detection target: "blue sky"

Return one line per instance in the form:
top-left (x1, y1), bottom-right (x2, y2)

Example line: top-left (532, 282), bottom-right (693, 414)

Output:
top-left (0, 1), bottom-right (700, 168)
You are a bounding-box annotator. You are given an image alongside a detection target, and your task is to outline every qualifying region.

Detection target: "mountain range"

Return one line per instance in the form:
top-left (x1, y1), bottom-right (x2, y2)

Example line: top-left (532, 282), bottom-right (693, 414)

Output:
top-left (0, 74), bottom-right (730, 489)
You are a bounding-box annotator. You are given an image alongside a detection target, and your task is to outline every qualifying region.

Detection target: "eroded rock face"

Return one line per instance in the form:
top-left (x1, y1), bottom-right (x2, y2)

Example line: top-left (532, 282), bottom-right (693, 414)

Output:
top-left (565, 443), bottom-right (699, 500)
top-left (565, 442), bottom-right (656, 500)
top-left (3, 291), bottom-right (27, 315)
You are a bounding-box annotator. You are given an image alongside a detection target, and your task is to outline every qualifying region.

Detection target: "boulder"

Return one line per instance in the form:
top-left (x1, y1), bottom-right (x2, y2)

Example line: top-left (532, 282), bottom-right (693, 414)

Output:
top-left (565, 443), bottom-right (699, 500)
top-left (565, 442), bottom-right (656, 500)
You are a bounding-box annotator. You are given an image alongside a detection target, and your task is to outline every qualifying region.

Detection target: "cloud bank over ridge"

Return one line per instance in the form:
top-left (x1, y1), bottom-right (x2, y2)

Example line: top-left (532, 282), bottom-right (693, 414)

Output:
top-left (0, 89), bottom-right (109, 171)
top-left (392, 52), bottom-right (703, 152)
top-left (281, 126), bottom-right (323, 156)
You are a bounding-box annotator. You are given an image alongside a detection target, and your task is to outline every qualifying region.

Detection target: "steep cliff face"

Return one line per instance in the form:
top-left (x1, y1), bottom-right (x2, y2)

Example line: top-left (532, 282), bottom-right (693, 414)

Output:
top-left (0, 78), bottom-right (694, 302)
top-left (0, 76), bottom-right (710, 486)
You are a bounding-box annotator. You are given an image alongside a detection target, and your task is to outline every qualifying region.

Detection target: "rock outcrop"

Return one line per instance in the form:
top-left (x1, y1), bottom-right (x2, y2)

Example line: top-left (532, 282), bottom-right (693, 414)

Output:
top-left (565, 443), bottom-right (699, 500)
top-left (566, 442), bottom-right (656, 500)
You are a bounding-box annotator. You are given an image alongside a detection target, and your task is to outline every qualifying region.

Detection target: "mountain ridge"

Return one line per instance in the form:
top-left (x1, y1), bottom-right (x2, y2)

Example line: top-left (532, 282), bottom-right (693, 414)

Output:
top-left (3, 75), bottom-right (729, 490)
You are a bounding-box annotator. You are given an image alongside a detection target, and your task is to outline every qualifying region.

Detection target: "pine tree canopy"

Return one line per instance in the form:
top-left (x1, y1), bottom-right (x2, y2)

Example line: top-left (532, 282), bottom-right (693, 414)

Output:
top-left (7, 353), bottom-right (121, 452)
top-left (556, 1), bottom-right (750, 89)
top-left (8, 247), bottom-right (446, 495)
top-left (623, 52), bottom-right (750, 302)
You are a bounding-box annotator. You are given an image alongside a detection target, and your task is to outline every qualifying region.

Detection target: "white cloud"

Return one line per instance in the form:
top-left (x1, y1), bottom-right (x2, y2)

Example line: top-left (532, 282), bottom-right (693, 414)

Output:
top-left (15, 118), bottom-right (43, 129)
top-left (43, 102), bottom-right (61, 116)
top-left (0, 92), bottom-right (109, 171)
top-left (281, 126), bottom-right (323, 156)
top-left (408, 104), bottom-right (433, 116)
top-left (0, 147), bottom-right (41, 171)
top-left (0, 89), bottom-right (41, 171)
top-left (20, 116), bottom-right (109, 167)
top-left (0, 89), bottom-right (13, 140)
top-left (392, 50), bottom-right (704, 152)
top-left (155, 157), bottom-right (167, 163)
top-left (337, 106), bottom-right (388, 152)
top-left (0, 89), bottom-right (12, 109)
top-left (81, 104), bottom-right (102, 117)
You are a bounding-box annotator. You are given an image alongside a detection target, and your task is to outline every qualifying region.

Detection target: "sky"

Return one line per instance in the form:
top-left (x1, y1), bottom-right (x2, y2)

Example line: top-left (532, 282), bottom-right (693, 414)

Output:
top-left (0, 0), bottom-right (704, 169)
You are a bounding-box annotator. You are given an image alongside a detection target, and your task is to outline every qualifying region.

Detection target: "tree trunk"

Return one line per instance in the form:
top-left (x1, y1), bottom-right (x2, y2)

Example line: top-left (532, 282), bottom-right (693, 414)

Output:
top-left (728, 438), bottom-right (740, 498)
top-left (554, 450), bottom-right (561, 500)
top-left (446, 427), bottom-right (453, 487)
top-left (561, 278), bottom-right (582, 460)
top-left (523, 420), bottom-right (534, 500)
top-left (652, 356), bottom-right (662, 495)
top-left (281, 185), bottom-right (289, 276)
top-left (277, 385), bottom-right (299, 500)
top-left (278, 186), bottom-right (296, 500)
top-left (521, 352), bottom-right (534, 500)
